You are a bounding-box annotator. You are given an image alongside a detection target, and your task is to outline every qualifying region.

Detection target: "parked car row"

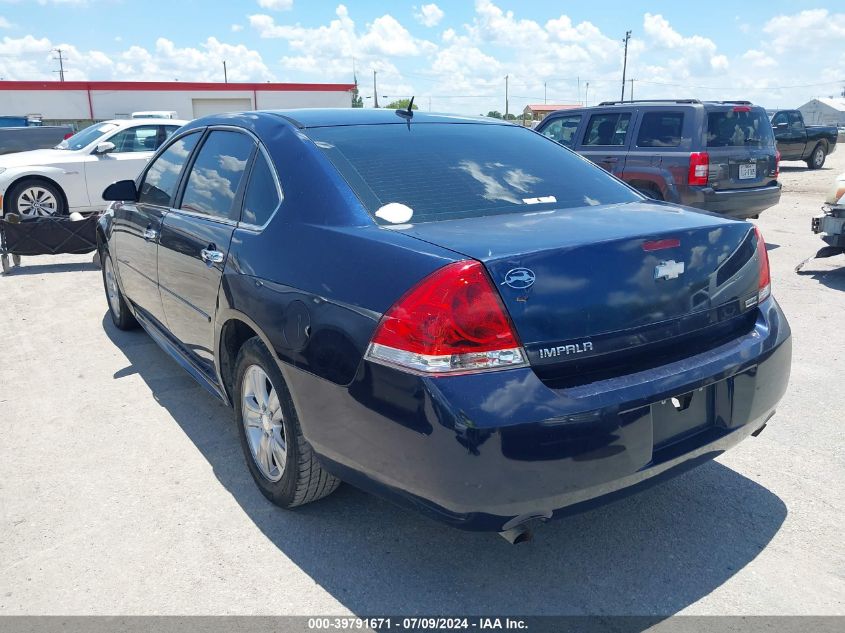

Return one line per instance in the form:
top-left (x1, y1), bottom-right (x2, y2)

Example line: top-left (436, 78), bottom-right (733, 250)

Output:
top-left (90, 107), bottom-right (791, 541)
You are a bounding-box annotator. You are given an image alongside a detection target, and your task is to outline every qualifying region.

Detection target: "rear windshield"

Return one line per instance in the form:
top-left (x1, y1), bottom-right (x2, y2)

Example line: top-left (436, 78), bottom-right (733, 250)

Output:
top-left (307, 123), bottom-right (639, 224)
top-left (706, 108), bottom-right (774, 148)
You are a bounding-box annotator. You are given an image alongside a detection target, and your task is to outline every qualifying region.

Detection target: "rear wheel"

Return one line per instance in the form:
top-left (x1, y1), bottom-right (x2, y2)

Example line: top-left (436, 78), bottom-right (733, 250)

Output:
top-left (806, 144), bottom-right (826, 170)
top-left (102, 251), bottom-right (138, 330)
top-left (7, 179), bottom-right (66, 217)
top-left (234, 337), bottom-right (340, 508)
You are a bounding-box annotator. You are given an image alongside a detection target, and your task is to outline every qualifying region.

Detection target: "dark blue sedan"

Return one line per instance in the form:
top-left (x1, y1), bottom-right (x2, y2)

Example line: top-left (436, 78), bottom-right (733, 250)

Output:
top-left (98, 109), bottom-right (791, 542)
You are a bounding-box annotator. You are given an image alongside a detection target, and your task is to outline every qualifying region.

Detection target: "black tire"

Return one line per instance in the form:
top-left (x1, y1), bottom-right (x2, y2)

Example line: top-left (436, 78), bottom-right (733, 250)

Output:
top-left (12, 254), bottom-right (21, 267)
top-left (1, 254), bottom-right (10, 275)
top-left (101, 250), bottom-right (138, 330)
top-left (6, 179), bottom-right (66, 217)
top-left (234, 336), bottom-right (340, 508)
top-left (806, 144), bottom-right (826, 170)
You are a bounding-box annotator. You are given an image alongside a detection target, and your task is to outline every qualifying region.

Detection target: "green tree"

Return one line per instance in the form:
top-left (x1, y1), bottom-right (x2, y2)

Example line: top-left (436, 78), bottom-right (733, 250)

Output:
top-left (351, 76), bottom-right (363, 108)
top-left (503, 113), bottom-right (517, 120)
top-left (486, 110), bottom-right (503, 119)
top-left (386, 98), bottom-right (419, 110)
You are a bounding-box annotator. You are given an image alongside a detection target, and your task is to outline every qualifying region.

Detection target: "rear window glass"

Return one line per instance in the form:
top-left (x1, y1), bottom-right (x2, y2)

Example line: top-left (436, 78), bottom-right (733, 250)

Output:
top-left (706, 108), bottom-right (774, 148)
top-left (637, 112), bottom-right (684, 147)
top-left (307, 123), bottom-right (639, 225)
top-left (583, 113), bottom-right (631, 146)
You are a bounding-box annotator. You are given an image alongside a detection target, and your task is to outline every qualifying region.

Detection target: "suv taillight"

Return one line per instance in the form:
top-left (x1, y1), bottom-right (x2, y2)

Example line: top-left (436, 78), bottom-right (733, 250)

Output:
top-left (365, 260), bottom-right (527, 375)
top-left (774, 150), bottom-right (781, 179)
top-left (755, 226), bottom-right (771, 303)
top-left (688, 152), bottom-right (709, 186)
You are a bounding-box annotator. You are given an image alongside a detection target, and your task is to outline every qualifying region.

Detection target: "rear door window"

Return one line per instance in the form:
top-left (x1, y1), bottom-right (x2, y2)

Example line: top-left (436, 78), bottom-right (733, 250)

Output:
top-left (180, 130), bottom-right (255, 221)
top-left (583, 113), bottom-right (631, 146)
top-left (138, 131), bottom-right (201, 207)
top-left (541, 114), bottom-right (582, 148)
top-left (636, 112), bottom-right (684, 147)
top-left (706, 108), bottom-right (775, 148)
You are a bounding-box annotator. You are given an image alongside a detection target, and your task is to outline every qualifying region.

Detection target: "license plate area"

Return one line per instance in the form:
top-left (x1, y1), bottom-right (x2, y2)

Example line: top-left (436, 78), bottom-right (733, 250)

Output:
top-left (739, 163), bottom-right (757, 180)
top-left (651, 386), bottom-right (713, 448)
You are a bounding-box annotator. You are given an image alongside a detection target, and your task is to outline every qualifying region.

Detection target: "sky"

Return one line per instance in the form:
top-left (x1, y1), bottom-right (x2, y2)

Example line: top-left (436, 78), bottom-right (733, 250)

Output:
top-left (0, 0), bottom-right (843, 115)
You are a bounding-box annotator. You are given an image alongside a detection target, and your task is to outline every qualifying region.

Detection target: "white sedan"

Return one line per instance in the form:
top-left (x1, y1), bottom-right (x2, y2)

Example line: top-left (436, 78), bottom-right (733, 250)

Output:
top-left (0, 118), bottom-right (187, 217)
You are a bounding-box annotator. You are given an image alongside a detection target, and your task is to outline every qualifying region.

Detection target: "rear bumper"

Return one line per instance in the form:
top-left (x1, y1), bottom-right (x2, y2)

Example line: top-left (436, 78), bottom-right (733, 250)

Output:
top-left (684, 183), bottom-right (782, 219)
top-left (285, 298), bottom-right (791, 532)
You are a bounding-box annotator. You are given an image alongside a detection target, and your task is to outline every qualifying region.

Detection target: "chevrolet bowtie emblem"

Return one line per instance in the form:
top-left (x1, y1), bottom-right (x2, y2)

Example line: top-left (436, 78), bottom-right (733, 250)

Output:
top-left (654, 259), bottom-right (685, 281)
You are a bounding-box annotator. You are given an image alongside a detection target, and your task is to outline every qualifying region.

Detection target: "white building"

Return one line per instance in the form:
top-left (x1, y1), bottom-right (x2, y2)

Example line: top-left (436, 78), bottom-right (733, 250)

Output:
top-left (797, 98), bottom-right (845, 127)
top-left (0, 80), bottom-right (356, 124)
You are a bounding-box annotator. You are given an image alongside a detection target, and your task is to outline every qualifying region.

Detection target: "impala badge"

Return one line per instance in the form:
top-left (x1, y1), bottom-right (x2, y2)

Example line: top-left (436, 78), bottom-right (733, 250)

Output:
top-left (654, 260), bottom-right (685, 281)
top-left (502, 268), bottom-right (536, 289)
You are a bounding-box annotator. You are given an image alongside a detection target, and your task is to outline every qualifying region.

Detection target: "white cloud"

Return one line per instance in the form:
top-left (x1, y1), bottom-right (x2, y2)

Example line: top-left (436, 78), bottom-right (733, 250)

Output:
top-left (0, 16), bottom-right (12, 28)
top-left (0, 35), bottom-right (275, 83)
top-left (231, 24), bottom-right (244, 32)
top-left (763, 9), bottom-right (845, 50)
top-left (742, 49), bottom-right (776, 69)
top-left (413, 3), bottom-right (443, 28)
top-left (256, 0), bottom-right (293, 10)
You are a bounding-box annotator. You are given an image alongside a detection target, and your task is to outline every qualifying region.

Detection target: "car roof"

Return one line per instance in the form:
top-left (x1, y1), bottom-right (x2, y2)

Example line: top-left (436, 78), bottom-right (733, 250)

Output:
top-left (262, 108), bottom-right (505, 128)
top-left (101, 118), bottom-right (190, 127)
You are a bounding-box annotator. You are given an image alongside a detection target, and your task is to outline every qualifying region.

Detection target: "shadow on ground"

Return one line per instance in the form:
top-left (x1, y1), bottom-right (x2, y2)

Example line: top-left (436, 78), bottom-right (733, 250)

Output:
top-left (103, 315), bottom-right (787, 618)
top-left (797, 261), bottom-right (845, 291)
top-left (1, 261), bottom-right (98, 277)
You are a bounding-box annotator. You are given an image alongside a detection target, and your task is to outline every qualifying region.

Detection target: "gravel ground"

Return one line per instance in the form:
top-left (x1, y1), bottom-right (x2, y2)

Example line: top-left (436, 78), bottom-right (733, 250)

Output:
top-left (0, 151), bottom-right (843, 617)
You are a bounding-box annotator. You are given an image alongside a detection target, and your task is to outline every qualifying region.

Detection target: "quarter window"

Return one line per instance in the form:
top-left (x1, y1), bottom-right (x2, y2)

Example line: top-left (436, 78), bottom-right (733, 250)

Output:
top-left (541, 114), bottom-right (582, 148)
top-left (180, 130), bottom-right (255, 221)
top-left (138, 131), bottom-right (201, 207)
top-left (583, 113), bottom-right (631, 146)
top-left (636, 112), bottom-right (684, 147)
top-left (241, 152), bottom-right (281, 227)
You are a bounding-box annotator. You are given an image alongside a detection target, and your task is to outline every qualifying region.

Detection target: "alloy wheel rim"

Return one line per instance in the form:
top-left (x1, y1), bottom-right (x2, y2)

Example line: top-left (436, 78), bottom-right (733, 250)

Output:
top-left (241, 365), bottom-right (286, 482)
top-left (814, 149), bottom-right (823, 167)
top-left (17, 187), bottom-right (58, 217)
top-left (104, 257), bottom-right (120, 318)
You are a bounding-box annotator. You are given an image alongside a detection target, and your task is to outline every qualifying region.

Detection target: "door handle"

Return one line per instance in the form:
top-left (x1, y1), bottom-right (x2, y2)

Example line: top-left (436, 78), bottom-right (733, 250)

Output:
top-left (143, 227), bottom-right (158, 241)
top-left (603, 157), bottom-right (619, 163)
top-left (201, 247), bottom-right (225, 265)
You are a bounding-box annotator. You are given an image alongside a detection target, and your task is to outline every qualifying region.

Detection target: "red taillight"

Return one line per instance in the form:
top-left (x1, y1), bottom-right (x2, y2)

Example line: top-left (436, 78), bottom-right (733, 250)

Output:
top-left (774, 150), bottom-right (781, 179)
top-left (755, 226), bottom-right (771, 303)
top-left (63, 132), bottom-right (73, 140)
top-left (366, 260), bottom-right (526, 374)
top-left (643, 238), bottom-right (680, 252)
top-left (688, 152), bottom-right (709, 186)
top-left (733, 105), bottom-right (751, 112)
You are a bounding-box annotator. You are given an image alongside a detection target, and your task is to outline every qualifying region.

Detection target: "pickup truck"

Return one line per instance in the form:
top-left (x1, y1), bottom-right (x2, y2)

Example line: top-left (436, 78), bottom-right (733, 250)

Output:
top-left (0, 117), bottom-right (74, 156)
top-left (770, 109), bottom-right (838, 169)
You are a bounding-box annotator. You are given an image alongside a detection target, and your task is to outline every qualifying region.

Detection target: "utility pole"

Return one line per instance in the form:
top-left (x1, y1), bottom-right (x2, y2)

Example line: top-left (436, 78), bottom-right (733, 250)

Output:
top-left (621, 30), bottom-right (631, 101)
top-left (577, 76), bottom-right (580, 104)
top-left (223, 60), bottom-right (228, 83)
top-left (428, 96), bottom-right (432, 111)
top-left (585, 82), bottom-right (589, 107)
top-left (53, 48), bottom-right (65, 82)
top-left (373, 70), bottom-right (379, 108)
top-left (629, 78), bottom-right (634, 101)
top-left (544, 81), bottom-right (547, 104)
top-left (505, 74), bottom-right (509, 118)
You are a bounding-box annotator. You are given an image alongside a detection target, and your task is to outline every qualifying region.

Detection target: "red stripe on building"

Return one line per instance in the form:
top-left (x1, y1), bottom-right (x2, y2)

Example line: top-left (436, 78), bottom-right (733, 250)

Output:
top-left (0, 81), bottom-right (356, 92)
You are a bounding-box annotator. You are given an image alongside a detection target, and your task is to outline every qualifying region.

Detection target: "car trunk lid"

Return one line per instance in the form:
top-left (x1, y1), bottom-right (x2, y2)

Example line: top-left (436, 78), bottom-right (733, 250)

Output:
top-left (391, 201), bottom-right (762, 384)
top-left (704, 106), bottom-right (778, 191)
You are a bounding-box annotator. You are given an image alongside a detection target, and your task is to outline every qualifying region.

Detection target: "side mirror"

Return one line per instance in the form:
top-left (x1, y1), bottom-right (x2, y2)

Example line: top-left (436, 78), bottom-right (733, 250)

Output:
top-left (103, 179), bottom-right (138, 202)
top-left (94, 141), bottom-right (116, 155)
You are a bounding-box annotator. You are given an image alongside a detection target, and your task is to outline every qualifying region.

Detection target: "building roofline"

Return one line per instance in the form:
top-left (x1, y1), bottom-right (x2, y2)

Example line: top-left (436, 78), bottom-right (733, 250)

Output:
top-left (0, 80), bottom-right (356, 92)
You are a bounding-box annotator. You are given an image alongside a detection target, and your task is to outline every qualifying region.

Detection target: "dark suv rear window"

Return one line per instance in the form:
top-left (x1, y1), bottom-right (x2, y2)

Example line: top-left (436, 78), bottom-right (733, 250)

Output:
top-left (706, 108), bottom-right (774, 148)
top-left (307, 123), bottom-right (639, 225)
